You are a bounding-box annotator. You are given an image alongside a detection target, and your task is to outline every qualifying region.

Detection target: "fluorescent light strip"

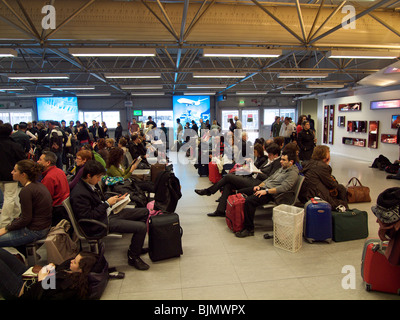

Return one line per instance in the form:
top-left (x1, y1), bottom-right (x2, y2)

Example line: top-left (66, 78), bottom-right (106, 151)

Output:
top-left (131, 92), bottom-right (165, 96)
top-left (306, 84), bottom-right (344, 89)
top-left (278, 72), bottom-right (329, 79)
top-left (184, 92), bottom-right (215, 95)
top-left (0, 49), bottom-right (18, 57)
top-left (121, 85), bottom-right (163, 90)
top-left (203, 48), bottom-right (282, 58)
top-left (76, 93), bottom-right (111, 97)
top-left (50, 86), bottom-right (95, 90)
top-left (8, 73), bottom-right (69, 80)
top-left (17, 94), bottom-right (53, 97)
top-left (236, 91), bottom-right (267, 95)
top-left (104, 73), bottom-right (161, 79)
top-left (280, 90), bottom-right (312, 95)
top-left (187, 85), bottom-right (226, 89)
top-left (193, 73), bottom-right (246, 78)
top-left (0, 87), bottom-right (24, 91)
top-left (327, 50), bottom-right (399, 59)
top-left (69, 48), bottom-right (156, 57)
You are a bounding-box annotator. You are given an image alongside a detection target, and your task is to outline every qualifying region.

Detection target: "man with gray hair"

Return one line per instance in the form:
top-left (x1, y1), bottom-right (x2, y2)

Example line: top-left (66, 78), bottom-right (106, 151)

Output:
top-left (37, 151), bottom-right (70, 226)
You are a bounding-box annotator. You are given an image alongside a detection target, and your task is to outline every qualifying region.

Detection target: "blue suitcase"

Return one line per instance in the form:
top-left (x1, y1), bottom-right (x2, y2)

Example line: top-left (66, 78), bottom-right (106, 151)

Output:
top-left (304, 198), bottom-right (332, 243)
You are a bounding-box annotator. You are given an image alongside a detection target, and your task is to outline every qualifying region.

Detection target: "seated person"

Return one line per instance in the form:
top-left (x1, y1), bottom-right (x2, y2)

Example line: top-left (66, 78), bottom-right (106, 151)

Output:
top-left (235, 151), bottom-right (300, 238)
top-left (106, 147), bottom-right (141, 179)
top-left (299, 145), bottom-right (348, 211)
top-left (81, 143), bottom-right (106, 168)
top-left (195, 143), bottom-right (282, 217)
top-left (37, 151), bottom-right (70, 226)
top-left (0, 248), bottom-right (98, 300)
top-left (106, 147), bottom-right (154, 193)
top-left (68, 150), bottom-right (93, 190)
top-left (253, 143), bottom-right (268, 169)
top-left (70, 160), bottom-right (150, 270)
top-left (0, 160), bottom-right (52, 248)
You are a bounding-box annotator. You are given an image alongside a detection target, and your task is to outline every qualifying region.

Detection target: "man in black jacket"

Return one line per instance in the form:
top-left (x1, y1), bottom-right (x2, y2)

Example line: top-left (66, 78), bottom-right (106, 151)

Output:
top-left (0, 123), bottom-right (26, 228)
top-left (70, 160), bottom-right (150, 270)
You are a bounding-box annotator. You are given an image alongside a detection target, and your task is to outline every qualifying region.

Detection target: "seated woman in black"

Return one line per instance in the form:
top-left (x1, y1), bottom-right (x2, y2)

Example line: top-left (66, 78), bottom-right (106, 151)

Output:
top-left (0, 248), bottom-right (98, 300)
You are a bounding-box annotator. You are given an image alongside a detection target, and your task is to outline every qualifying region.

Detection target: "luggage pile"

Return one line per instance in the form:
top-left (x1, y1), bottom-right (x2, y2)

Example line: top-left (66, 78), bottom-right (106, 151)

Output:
top-left (303, 197), bottom-right (369, 243)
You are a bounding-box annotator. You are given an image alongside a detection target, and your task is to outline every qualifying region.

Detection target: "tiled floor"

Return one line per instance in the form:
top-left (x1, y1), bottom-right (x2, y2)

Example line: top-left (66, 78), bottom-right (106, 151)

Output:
top-left (96, 151), bottom-right (400, 300)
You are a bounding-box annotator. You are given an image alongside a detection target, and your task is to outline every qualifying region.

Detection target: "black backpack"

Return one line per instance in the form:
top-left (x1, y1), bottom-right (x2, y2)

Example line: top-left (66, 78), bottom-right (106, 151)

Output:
top-left (153, 171), bottom-right (182, 213)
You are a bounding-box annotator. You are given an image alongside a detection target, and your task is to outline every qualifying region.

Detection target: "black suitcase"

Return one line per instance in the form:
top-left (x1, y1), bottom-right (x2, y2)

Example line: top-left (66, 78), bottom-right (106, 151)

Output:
top-left (198, 164), bottom-right (209, 177)
top-left (148, 213), bottom-right (183, 262)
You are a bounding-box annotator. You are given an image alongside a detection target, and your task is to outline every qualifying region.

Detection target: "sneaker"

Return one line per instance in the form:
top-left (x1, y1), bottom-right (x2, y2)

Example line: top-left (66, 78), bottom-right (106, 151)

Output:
top-left (235, 229), bottom-right (254, 238)
top-left (335, 205), bottom-right (347, 212)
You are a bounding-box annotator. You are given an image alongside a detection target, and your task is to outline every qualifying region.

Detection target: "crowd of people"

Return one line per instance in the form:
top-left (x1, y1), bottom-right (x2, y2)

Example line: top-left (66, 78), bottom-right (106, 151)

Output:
top-left (0, 116), bottom-right (176, 299)
top-left (0, 113), bottom-right (348, 299)
top-left (194, 114), bottom-right (349, 238)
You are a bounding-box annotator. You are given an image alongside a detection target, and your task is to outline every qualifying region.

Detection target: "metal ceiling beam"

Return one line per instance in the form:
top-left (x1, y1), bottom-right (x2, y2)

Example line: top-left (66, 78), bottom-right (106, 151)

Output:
top-left (141, 0), bottom-right (179, 41)
top-left (44, 0), bottom-right (96, 41)
top-left (250, 0), bottom-right (304, 44)
top-left (368, 12), bottom-right (400, 38)
top-left (309, 0), bottom-right (392, 44)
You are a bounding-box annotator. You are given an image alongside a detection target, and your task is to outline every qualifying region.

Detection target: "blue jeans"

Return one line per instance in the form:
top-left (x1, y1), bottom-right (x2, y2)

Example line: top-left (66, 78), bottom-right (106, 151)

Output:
top-left (0, 248), bottom-right (28, 299)
top-left (0, 227), bottom-right (49, 248)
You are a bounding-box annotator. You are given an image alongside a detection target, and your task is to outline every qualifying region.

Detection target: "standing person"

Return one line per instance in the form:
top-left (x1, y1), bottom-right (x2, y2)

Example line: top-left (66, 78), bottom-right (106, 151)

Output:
top-left (234, 116), bottom-right (242, 130)
top-left (307, 114), bottom-right (315, 133)
top-left (47, 121), bottom-right (66, 170)
top-left (0, 160), bottom-right (52, 248)
top-left (296, 115), bottom-right (307, 135)
top-left (0, 123), bottom-right (26, 228)
top-left (279, 117), bottom-right (296, 145)
top-left (76, 123), bottom-right (90, 147)
top-left (115, 122), bottom-right (123, 142)
top-left (176, 118), bottom-right (183, 142)
top-left (228, 118), bottom-right (236, 133)
top-left (191, 120), bottom-right (198, 136)
top-left (129, 118), bottom-right (140, 137)
top-left (11, 122), bottom-right (31, 154)
top-left (270, 116), bottom-right (282, 138)
top-left (146, 116), bottom-right (157, 129)
top-left (297, 120), bottom-right (316, 162)
top-left (101, 121), bottom-right (109, 138)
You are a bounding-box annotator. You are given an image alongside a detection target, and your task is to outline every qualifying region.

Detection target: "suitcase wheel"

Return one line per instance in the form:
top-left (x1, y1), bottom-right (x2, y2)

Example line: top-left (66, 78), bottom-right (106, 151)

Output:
top-left (365, 284), bottom-right (371, 292)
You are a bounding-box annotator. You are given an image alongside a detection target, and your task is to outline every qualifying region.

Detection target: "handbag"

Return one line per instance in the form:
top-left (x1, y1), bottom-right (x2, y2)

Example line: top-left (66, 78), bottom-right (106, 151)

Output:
top-left (346, 177), bottom-right (371, 203)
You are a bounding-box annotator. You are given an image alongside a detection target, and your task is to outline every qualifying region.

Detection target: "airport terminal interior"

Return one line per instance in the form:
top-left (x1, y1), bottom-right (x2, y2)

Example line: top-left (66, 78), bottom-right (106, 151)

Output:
top-left (0, 0), bottom-right (400, 301)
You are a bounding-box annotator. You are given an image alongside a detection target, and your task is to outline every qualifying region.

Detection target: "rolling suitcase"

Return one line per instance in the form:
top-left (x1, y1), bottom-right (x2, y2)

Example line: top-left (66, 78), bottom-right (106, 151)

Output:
top-left (225, 193), bottom-right (246, 232)
top-left (303, 198), bottom-right (332, 243)
top-left (331, 209), bottom-right (369, 242)
top-left (361, 239), bottom-right (400, 295)
top-left (208, 162), bottom-right (222, 184)
top-left (148, 213), bottom-right (183, 262)
top-left (198, 164), bottom-right (209, 177)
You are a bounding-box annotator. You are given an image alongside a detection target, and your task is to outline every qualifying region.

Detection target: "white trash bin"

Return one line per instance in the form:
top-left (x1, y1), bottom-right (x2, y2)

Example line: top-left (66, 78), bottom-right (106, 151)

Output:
top-left (273, 204), bottom-right (304, 253)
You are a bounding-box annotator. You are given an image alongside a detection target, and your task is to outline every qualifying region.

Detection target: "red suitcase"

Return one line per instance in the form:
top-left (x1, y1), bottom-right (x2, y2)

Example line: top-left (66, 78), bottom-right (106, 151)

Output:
top-left (208, 162), bottom-right (222, 184)
top-left (225, 193), bottom-right (246, 233)
top-left (361, 239), bottom-right (400, 295)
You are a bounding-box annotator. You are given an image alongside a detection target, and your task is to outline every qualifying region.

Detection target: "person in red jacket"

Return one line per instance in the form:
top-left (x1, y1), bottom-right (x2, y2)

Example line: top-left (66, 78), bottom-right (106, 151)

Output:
top-left (38, 151), bottom-right (70, 226)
